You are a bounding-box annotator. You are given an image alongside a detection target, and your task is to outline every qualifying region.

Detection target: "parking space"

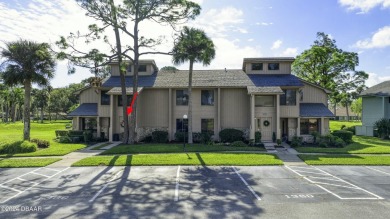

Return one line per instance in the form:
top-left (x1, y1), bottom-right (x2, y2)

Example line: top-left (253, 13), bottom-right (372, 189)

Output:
top-left (0, 165), bottom-right (389, 218)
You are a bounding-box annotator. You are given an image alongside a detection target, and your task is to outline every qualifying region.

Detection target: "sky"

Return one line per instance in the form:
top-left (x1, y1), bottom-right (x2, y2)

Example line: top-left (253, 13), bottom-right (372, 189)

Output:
top-left (0, 0), bottom-right (390, 88)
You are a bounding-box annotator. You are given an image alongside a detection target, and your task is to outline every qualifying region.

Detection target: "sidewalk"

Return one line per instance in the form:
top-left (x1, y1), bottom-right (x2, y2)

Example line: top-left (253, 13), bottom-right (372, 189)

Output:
top-left (269, 142), bottom-right (308, 166)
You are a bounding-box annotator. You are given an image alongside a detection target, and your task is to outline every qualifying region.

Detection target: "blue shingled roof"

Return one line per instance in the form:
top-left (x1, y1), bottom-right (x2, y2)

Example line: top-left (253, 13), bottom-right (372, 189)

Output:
top-left (300, 103), bottom-right (334, 117)
top-left (248, 74), bottom-right (303, 87)
top-left (102, 76), bottom-right (157, 87)
top-left (68, 103), bottom-right (98, 117)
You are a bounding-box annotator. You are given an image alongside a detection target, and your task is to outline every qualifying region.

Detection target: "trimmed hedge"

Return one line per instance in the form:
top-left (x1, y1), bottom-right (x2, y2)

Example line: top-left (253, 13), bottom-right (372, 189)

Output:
top-left (152, 131), bottom-right (168, 143)
top-left (219, 129), bottom-right (244, 143)
top-left (59, 136), bottom-right (72, 143)
top-left (332, 130), bottom-right (353, 143)
top-left (30, 139), bottom-right (50, 148)
top-left (55, 130), bottom-right (69, 138)
top-left (0, 140), bottom-right (37, 154)
top-left (231, 141), bottom-right (247, 147)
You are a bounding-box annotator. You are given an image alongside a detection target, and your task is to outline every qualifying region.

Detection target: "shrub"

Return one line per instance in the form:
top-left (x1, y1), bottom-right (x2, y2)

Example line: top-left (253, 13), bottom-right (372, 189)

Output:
top-left (175, 131), bottom-right (187, 142)
top-left (230, 141), bottom-right (247, 147)
top-left (319, 142), bottom-right (327, 148)
top-left (290, 136), bottom-right (302, 147)
top-left (0, 140), bottom-right (37, 154)
top-left (311, 131), bottom-right (320, 144)
top-left (341, 125), bottom-right (346, 130)
top-left (152, 131), bottom-right (168, 143)
top-left (255, 131), bottom-right (262, 143)
top-left (344, 126), bottom-right (356, 135)
top-left (20, 141), bottom-right (38, 153)
top-left (219, 129), bottom-right (244, 143)
top-left (332, 130), bottom-right (353, 143)
top-left (276, 139), bottom-right (282, 146)
top-left (83, 130), bottom-right (93, 143)
top-left (200, 132), bottom-right (213, 144)
top-left (141, 135), bottom-right (153, 143)
top-left (59, 136), bottom-right (72, 143)
top-left (55, 130), bottom-right (69, 138)
top-left (272, 132), bottom-right (276, 143)
top-left (68, 130), bottom-right (84, 136)
top-left (374, 118), bottom-right (390, 139)
top-left (30, 139), bottom-right (50, 148)
top-left (334, 137), bottom-right (346, 148)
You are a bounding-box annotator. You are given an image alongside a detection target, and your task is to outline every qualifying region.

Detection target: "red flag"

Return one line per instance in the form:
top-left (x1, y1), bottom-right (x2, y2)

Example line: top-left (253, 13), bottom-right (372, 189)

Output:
top-left (126, 91), bottom-right (138, 116)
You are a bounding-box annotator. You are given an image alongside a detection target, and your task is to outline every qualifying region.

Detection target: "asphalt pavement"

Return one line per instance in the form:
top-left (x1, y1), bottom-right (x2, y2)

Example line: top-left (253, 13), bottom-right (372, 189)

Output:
top-left (0, 165), bottom-right (390, 218)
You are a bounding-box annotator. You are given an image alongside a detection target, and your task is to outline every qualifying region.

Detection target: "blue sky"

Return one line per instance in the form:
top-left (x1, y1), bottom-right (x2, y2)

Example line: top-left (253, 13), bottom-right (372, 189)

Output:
top-left (1, 0), bottom-right (390, 87)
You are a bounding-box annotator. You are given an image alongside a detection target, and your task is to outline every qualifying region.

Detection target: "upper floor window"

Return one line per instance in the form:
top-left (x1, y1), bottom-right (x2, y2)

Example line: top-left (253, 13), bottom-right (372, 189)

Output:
top-left (201, 90), bottom-right (214, 106)
top-left (251, 63), bottom-right (263, 71)
top-left (127, 64), bottom-right (132, 72)
top-left (268, 63), bottom-right (279, 70)
top-left (176, 90), bottom-right (188, 106)
top-left (138, 65), bottom-right (147, 72)
top-left (255, 95), bottom-right (274, 107)
top-left (280, 90), bottom-right (296, 106)
top-left (118, 95), bottom-right (133, 106)
top-left (101, 91), bottom-right (110, 105)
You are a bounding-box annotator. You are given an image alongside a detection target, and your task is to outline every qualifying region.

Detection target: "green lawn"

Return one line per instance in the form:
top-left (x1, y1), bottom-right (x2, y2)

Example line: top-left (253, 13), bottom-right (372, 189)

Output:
top-left (102, 144), bottom-right (265, 155)
top-left (295, 136), bottom-right (390, 154)
top-left (299, 154), bottom-right (390, 165)
top-left (0, 158), bottom-right (61, 167)
top-left (329, 120), bottom-right (362, 132)
top-left (72, 153), bottom-right (282, 166)
top-left (0, 121), bottom-right (86, 157)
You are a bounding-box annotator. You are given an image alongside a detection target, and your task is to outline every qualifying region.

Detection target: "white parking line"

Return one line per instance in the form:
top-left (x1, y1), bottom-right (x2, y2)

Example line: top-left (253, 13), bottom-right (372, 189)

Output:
top-left (0, 184), bottom-right (22, 193)
top-left (365, 166), bottom-right (390, 176)
top-left (174, 165), bottom-right (181, 201)
top-left (31, 172), bottom-right (51, 178)
top-left (1, 167), bottom-right (69, 204)
top-left (89, 169), bottom-right (123, 203)
top-left (41, 167), bottom-right (61, 172)
top-left (285, 165), bottom-right (384, 200)
top-left (231, 166), bottom-right (261, 201)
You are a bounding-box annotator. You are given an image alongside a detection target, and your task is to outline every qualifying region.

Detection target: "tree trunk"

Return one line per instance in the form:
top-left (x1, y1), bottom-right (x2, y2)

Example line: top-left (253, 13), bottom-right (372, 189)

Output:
top-left (188, 60), bottom-right (194, 144)
top-left (333, 103), bottom-right (337, 118)
top-left (11, 103), bottom-right (16, 122)
top-left (23, 80), bottom-right (31, 140)
top-left (346, 102), bottom-right (350, 122)
top-left (5, 104), bottom-right (9, 123)
top-left (110, 0), bottom-right (129, 144)
top-left (40, 107), bottom-right (44, 123)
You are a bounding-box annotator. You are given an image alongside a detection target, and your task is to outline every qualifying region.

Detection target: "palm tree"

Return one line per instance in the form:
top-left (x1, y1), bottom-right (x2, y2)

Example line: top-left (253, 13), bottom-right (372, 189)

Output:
top-left (172, 27), bottom-right (215, 144)
top-left (1, 40), bottom-right (55, 140)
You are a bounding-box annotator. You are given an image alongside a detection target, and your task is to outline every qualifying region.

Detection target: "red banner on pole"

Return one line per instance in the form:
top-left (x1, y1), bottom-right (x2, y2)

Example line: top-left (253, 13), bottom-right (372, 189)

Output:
top-left (126, 91), bottom-right (138, 116)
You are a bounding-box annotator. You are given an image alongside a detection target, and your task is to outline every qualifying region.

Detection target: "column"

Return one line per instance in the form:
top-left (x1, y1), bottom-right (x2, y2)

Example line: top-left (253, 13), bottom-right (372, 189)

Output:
top-left (321, 117), bottom-right (325, 135)
top-left (97, 117), bottom-right (101, 138)
top-left (297, 117), bottom-right (301, 136)
top-left (109, 94), bottom-right (114, 142)
top-left (168, 88), bottom-right (172, 141)
top-left (250, 94), bottom-right (255, 139)
top-left (217, 88), bottom-right (221, 140)
top-left (276, 94), bottom-right (280, 139)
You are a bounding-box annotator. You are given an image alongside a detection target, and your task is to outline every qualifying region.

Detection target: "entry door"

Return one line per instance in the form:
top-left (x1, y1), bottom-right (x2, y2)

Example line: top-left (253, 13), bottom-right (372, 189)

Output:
top-left (257, 117), bottom-right (272, 141)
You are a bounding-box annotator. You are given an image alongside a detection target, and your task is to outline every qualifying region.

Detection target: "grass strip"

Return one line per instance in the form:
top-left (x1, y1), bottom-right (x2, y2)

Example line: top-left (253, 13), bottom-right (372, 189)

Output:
top-left (72, 153), bottom-right (282, 166)
top-left (0, 158), bottom-right (61, 168)
top-left (102, 144), bottom-right (265, 155)
top-left (90, 143), bottom-right (111, 150)
top-left (299, 154), bottom-right (390, 165)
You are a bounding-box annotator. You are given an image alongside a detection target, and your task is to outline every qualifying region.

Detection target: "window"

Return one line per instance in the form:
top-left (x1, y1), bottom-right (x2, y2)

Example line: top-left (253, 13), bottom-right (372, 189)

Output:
top-left (255, 95), bottom-right (274, 107)
top-left (101, 91), bottom-right (110, 105)
top-left (251, 63), bottom-right (263, 70)
top-left (201, 90), bottom-right (214, 105)
top-left (138, 65), bottom-right (147, 72)
top-left (176, 119), bottom-right (188, 132)
top-left (299, 89), bottom-right (303, 102)
top-left (201, 119), bottom-right (214, 134)
top-left (127, 64), bottom-right (132, 72)
top-left (176, 90), bottom-right (189, 105)
top-left (280, 90), bottom-right (296, 106)
top-left (268, 63), bottom-right (279, 70)
top-left (300, 119), bottom-right (319, 135)
top-left (118, 95), bottom-right (133, 106)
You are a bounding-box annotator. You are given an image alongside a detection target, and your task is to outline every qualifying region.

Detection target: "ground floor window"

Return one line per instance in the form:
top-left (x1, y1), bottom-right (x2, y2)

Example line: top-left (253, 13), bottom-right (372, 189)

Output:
top-left (300, 118), bottom-right (319, 134)
top-left (176, 118), bottom-right (188, 132)
top-left (201, 119), bottom-right (214, 134)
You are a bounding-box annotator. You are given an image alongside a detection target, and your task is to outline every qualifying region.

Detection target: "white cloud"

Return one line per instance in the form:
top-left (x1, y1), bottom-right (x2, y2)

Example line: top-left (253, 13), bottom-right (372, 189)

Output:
top-left (366, 72), bottom-right (390, 87)
top-left (256, 22), bottom-right (273, 26)
top-left (281, 48), bottom-right (298, 56)
top-left (191, 0), bottom-right (204, 5)
top-left (248, 38), bottom-right (254, 42)
top-left (339, 0), bottom-right (390, 13)
top-left (271, 40), bottom-right (283, 50)
top-left (355, 26), bottom-right (390, 48)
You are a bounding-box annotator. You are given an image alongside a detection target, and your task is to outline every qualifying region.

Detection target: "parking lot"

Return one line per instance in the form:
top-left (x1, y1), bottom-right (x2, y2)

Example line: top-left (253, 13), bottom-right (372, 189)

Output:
top-left (0, 165), bottom-right (390, 218)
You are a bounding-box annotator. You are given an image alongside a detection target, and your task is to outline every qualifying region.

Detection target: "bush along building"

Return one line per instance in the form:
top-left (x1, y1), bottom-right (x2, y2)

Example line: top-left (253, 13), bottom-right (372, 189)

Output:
top-left (68, 57), bottom-right (334, 143)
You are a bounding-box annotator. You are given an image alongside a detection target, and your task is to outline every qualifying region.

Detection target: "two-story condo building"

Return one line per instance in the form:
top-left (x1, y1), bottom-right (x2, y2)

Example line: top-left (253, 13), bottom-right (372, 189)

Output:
top-left (68, 57), bottom-right (334, 142)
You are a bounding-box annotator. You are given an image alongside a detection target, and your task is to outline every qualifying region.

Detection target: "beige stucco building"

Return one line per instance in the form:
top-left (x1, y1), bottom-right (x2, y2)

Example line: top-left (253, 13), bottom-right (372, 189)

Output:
top-left (68, 57), bottom-right (334, 142)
